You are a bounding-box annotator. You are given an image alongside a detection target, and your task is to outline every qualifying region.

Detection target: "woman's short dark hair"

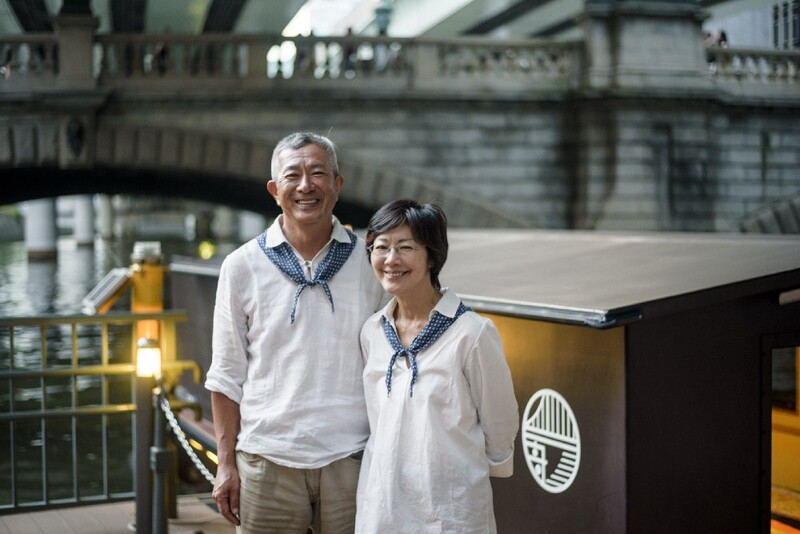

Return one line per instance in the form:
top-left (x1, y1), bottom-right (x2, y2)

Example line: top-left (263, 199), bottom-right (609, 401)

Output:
top-left (366, 199), bottom-right (448, 290)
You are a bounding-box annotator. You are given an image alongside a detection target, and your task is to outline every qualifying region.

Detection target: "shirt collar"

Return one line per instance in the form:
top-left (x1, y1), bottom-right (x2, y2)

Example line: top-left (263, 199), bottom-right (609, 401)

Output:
top-left (265, 215), bottom-right (349, 248)
top-left (380, 288), bottom-right (461, 325)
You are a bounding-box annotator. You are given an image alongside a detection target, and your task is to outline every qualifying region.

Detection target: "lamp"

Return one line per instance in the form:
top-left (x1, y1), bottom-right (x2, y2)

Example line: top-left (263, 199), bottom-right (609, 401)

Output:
top-left (136, 337), bottom-right (162, 378)
top-left (374, 0), bottom-right (392, 35)
top-left (135, 335), bottom-right (169, 533)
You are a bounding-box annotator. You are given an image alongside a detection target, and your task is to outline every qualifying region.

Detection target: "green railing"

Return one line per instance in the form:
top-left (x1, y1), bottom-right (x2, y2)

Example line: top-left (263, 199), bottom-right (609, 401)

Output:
top-left (0, 310), bottom-right (199, 514)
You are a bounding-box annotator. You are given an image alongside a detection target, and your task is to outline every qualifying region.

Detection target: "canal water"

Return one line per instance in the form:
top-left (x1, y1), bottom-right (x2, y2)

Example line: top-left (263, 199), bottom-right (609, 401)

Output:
top-left (0, 236), bottom-right (213, 507)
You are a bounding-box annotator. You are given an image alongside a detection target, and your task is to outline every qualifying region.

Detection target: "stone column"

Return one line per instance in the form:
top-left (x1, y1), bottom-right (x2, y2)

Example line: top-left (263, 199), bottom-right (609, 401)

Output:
top-left (573, 0), bottom-right (713, 230)
top-left (23, 199), bottom-right (58, 260)
top-left (579, 0), bottom-right (712, 93)
top-left (73, 194), bottom-right (95, 246)
top-left (97, 195), bottom-right (114, 239)
top-left (238, 211), bottom-right (267, 242)
top-left (52, 2), bottom-right (98, 91)
top-left (212, 206), bottom-right (237, 242)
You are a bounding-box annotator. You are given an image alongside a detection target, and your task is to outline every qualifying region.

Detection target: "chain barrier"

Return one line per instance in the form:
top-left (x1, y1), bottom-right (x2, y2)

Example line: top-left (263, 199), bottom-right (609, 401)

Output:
top-left (158, 391), bottom-right (217, 485)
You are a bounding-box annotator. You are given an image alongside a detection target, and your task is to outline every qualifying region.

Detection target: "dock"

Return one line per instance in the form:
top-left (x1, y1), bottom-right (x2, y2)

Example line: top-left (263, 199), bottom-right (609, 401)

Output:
top-left (0, 494), bottom-right (234, 534)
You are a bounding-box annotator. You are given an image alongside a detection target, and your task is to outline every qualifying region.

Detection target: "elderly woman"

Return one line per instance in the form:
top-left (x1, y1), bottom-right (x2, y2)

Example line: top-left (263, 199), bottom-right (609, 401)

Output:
top-left (356, 199), bottom-right (519, 533)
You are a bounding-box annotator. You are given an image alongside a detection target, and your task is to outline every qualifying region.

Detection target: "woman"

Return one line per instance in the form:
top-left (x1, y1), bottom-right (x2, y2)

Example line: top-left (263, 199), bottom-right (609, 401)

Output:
top-left (356, 199), bottom-right (519, 533)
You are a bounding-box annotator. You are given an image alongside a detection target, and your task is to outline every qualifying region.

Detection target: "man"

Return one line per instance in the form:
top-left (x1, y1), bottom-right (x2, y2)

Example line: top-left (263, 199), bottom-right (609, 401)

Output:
top-left (206, 132), bottom-right (385, 533)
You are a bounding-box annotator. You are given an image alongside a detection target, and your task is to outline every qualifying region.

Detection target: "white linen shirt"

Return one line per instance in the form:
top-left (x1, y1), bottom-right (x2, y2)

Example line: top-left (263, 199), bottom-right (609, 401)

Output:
top-left (356, 289), bottom-right (519, 534)
top-left (205, 216), bottom-right (385, 469)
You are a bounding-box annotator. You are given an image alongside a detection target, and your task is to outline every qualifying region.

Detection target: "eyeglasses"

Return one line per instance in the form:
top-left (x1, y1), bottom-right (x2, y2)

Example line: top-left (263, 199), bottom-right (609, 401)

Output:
top-left (367, 243), bottom-right (421, 258)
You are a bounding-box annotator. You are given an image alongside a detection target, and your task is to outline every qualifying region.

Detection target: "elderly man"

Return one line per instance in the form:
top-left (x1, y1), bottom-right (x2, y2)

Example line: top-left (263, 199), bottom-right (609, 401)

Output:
top-left (206, 132), bottom-right (384, 533)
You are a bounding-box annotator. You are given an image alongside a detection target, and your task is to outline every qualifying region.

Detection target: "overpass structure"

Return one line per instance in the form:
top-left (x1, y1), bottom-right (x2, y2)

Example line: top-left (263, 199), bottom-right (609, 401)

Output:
top-left (1, 0), bottom-right (799, 256)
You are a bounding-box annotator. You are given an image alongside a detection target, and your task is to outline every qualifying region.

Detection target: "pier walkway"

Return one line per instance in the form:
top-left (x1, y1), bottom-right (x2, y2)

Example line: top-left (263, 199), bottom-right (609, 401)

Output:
top-left (0, 494), bottom-right (233, 534)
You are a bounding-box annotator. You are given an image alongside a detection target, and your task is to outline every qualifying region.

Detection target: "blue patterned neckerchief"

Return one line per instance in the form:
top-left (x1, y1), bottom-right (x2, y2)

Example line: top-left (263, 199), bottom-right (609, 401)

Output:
top-left (382, 301), bottom-right (470, 397)
top-left (257, 228), bottom-right (357, 324)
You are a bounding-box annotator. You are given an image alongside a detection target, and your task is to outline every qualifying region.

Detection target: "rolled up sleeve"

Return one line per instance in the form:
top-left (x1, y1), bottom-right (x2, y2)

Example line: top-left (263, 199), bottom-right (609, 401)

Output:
top-left (205, 257), bottom-right (249, 404)
top-left (465, 320), bottom-right (520, 478)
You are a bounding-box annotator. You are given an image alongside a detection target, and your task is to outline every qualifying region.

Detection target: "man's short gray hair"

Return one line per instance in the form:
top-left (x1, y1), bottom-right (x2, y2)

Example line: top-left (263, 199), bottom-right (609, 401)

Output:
top-left (270, 132), bottom-right (340, 181)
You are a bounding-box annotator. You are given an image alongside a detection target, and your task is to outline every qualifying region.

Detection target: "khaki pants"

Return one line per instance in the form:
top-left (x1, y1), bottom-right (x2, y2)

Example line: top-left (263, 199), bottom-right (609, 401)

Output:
top-left (236, 450), bottom-right (362, 534)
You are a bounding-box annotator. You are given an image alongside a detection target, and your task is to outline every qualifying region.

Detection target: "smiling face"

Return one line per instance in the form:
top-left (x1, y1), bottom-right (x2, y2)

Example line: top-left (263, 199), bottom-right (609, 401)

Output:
top-left (267, 143), bottom-right (343, 230)
top-left (370, 224), bottom-right (432, 298)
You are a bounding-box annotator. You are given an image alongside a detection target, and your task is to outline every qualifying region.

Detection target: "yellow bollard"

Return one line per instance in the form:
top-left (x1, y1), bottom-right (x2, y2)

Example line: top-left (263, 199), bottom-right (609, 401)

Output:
top-left (130, 242), bottom-right (165, 342)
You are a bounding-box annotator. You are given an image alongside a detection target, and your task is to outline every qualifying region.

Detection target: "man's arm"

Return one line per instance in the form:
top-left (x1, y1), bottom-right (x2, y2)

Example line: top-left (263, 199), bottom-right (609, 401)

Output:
top-left (211, 391), bottom-right (242, 526)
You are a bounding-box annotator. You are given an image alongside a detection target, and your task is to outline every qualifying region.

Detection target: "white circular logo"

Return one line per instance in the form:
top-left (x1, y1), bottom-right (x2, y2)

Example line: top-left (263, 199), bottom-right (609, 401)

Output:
top-left (522, 388), bottom-right (581, 493)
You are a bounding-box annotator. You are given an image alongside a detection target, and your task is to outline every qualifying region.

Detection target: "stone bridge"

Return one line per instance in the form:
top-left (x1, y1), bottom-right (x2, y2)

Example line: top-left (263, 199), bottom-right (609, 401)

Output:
top-left (2, 9), bottom-right (800, 234)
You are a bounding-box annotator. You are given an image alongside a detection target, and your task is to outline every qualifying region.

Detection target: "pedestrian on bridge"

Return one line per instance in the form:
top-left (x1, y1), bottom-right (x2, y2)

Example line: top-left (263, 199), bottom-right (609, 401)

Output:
top-left (206, 131), bottom-right (385, 533)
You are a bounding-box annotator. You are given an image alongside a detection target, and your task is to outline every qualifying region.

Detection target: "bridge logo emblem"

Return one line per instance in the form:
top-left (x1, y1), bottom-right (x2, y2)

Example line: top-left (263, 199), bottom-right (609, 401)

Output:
top-left (522, 388), bottom-right (581, 493)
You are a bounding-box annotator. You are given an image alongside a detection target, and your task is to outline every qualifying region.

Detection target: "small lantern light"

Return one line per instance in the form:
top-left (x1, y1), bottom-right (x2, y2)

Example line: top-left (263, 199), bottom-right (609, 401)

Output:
top-left (136, 337), bottom-right (162, 378)
top-left (374, 0), bottom-right (393, 35)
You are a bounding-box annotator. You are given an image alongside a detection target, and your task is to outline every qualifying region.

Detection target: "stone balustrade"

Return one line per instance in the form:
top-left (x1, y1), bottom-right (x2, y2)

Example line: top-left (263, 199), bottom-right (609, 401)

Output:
top-left (1, 32), bottom-right (582, 97)
top-left (0, 34), bottom-right (59, 89)
top-left (91, 34), bottom-right (584, 96)
top-left (4, 31), bottom-right (800, 99)
top-left (707, 46), bottom-right (800, 83)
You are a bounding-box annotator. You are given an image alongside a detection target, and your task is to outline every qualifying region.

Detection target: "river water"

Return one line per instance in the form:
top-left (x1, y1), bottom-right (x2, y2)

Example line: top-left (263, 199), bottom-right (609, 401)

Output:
top-left (0, 236), bottom-right (213, 316)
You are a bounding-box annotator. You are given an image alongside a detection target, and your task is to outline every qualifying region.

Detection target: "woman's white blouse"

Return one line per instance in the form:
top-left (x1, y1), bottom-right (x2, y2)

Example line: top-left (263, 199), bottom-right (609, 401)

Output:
top-left (356, 289), bottom-right (519, 534)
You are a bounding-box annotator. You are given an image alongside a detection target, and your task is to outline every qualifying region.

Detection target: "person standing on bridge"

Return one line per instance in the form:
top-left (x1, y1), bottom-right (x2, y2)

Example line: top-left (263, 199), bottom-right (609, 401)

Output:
top-left (356, 199), bottom-right (519, 533)
top-left (205, 131), bottom-right (385, 533)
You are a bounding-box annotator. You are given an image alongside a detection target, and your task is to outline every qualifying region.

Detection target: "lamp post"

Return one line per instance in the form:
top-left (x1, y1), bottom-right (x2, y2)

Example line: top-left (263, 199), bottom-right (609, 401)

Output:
top-left (135, 337), bottom-right (167, 534)
top-left (150, 381), bottom-right (169, 534)
top-left (374, 0), bottom-right (393, 36)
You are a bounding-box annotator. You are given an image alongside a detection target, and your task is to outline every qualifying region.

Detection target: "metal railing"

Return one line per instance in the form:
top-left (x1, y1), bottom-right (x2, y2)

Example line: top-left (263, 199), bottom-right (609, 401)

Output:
top-left (0, 310), bottom-right (199, 514)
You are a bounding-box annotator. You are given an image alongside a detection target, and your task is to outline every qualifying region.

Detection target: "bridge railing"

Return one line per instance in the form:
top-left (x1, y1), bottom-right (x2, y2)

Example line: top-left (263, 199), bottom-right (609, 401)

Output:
top-left (4, 32), bottom-right (800, 98)
top-left (0, 34), bottom-right (59, 90)
top-left (91, 33), bottom-right (584, 96)
top-left (706, 46), bottom-right (800, 83)
top-left (0, 32), bottom-right (582, 96)
top-left (0, 310), bottom-right (199, 514)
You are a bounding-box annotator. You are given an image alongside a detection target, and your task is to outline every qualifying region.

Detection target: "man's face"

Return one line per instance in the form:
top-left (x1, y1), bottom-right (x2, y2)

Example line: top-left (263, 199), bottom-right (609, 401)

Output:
top-left (267, 144), bottom-right (343, 229)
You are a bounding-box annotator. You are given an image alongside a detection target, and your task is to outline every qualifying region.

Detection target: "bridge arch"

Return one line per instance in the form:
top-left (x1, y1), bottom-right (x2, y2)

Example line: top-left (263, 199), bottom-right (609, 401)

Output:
top-left (0, 120), bottom-right (531, 228)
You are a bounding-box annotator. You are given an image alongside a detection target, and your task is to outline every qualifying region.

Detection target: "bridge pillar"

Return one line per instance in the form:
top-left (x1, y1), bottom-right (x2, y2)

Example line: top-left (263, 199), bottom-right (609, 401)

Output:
top-left (238, 211), bottom-right (267, 241)
top-left (23, 199), bottom-right (58, 260)
top-left (73, 194), bottom-right (95, 246)
top-left (52, 6), bottom-right (98, 91)
top-left (212, 207), bottom-right (236, 242)
top-left (580, 0), bottom-right (711, 92)
top-left (97, 195), bottom-right (114, 240)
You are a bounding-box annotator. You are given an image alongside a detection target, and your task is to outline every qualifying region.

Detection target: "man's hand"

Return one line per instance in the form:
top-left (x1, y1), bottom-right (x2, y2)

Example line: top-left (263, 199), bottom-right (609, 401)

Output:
top-left (212, 462), bottom-right (241, 526)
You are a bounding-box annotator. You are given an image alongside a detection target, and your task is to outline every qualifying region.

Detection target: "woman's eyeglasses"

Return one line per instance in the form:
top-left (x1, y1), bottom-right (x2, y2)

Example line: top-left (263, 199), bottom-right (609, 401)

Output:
top-left (367, 244), bottom-right (421, 257)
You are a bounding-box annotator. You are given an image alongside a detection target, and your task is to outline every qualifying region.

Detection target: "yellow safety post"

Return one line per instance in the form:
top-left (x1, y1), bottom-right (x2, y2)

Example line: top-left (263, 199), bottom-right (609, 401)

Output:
top-left (130, 241), bottom-right (166, 343)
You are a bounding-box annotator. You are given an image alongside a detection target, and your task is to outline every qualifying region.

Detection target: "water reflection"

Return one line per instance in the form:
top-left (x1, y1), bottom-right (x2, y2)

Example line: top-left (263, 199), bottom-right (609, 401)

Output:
top-left (1, 237), bottom-right (204, 318)
top-left (26, 260), bottom-right (57, 314)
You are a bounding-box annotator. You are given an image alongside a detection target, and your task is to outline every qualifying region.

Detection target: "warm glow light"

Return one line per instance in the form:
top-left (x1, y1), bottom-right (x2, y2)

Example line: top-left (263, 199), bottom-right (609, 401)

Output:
top-left (198, 240), bottom-right (216, 260)
top-left (206, 450), bottom-right (219, 464)
top-left (189, 438), bottom-right (202, 451)
top-left (136, 337), bottom-right (162, 378)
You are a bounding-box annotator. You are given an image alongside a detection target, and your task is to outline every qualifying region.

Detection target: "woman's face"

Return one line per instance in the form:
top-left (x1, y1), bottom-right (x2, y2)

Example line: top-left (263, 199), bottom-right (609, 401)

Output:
top-left (370, 224), bottom-right (431, 298)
